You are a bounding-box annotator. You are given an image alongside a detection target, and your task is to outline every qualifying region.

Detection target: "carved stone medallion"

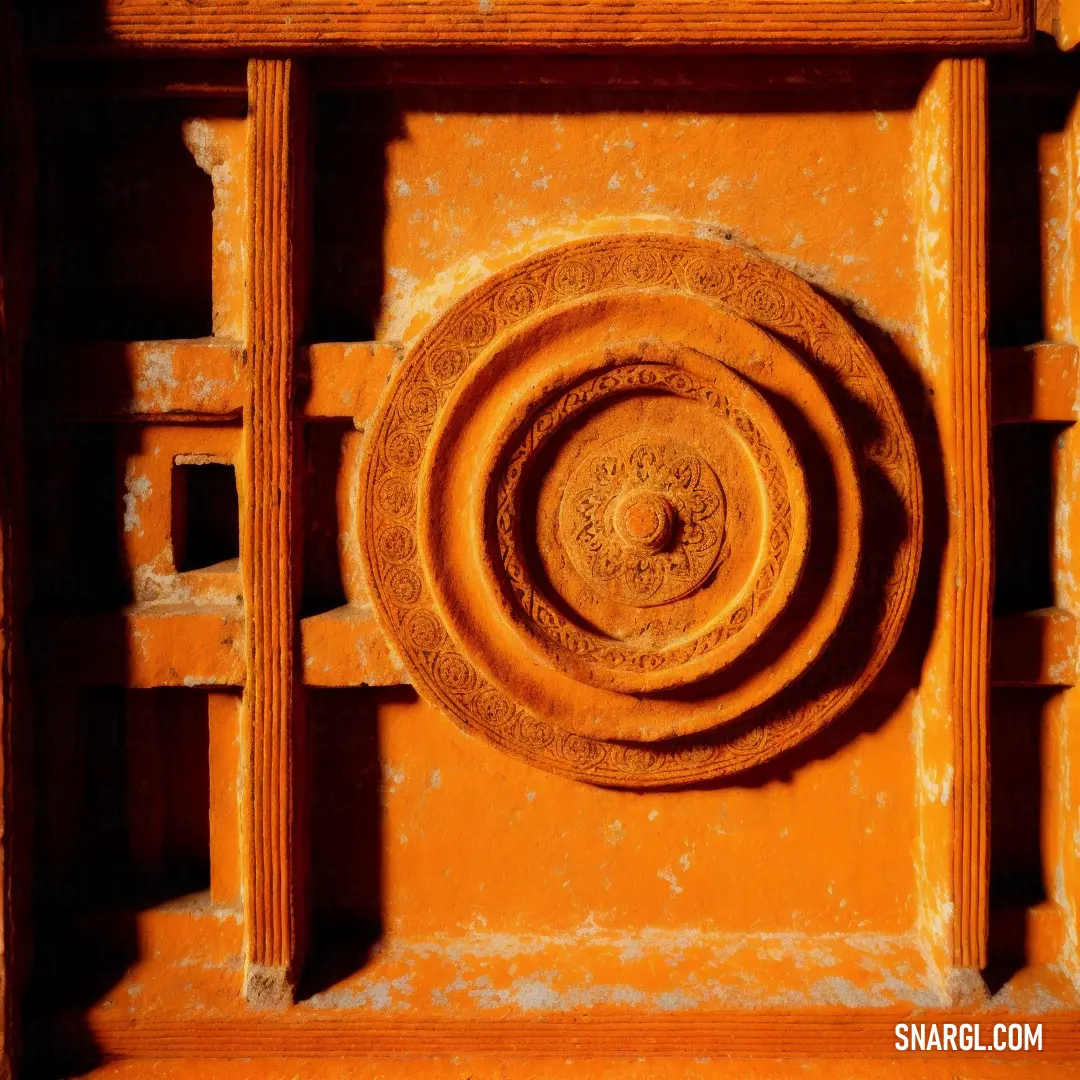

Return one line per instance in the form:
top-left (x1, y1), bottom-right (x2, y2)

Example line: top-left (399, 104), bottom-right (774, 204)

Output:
top-left (360, 234), bottom-right (922, 786)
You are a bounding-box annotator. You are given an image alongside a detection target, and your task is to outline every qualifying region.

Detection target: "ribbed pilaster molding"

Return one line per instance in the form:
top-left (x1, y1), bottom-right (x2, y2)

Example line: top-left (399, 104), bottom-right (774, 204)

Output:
top-left (243, 57), bottom-right (303, 1007)
top-left (947, 57), bottom-right (991, 971)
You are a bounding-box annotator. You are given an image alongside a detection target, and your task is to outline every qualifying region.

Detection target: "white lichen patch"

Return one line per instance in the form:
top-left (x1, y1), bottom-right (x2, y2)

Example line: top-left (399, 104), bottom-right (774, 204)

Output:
top-left (306, 974), bottom-right (414, 1010)
top-left (912, 82), bottom-right (951, 379)
top-left (190, 373), bottom-right (231, 406)
top-left (657, 866), bottom-right (683, 896)
top-left (603, 820), bottom-right (626, 846)
top-left (363, 931), bottom-right (945, 1013)
top-left (135, 345), bottom-right (179, 411)
top-left (123, 471), bottom-right (152, 536)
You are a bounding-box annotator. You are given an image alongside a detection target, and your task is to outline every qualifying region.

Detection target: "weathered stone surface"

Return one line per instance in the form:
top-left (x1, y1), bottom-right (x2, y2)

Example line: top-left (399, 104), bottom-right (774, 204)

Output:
top-left (14, 24), bottom-right (1080, 1078)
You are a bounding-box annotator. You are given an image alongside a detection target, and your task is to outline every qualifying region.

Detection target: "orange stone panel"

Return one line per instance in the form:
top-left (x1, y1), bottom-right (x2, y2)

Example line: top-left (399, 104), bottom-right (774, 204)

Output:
top-left (11, 20), bottom-right (1080, 1079)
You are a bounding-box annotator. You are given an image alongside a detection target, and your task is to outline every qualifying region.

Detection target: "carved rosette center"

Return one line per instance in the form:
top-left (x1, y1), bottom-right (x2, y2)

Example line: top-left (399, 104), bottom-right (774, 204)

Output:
top-left (614, 490), bottom-right (675, 554)
top-left (562, 434), bottom-right (726, 608)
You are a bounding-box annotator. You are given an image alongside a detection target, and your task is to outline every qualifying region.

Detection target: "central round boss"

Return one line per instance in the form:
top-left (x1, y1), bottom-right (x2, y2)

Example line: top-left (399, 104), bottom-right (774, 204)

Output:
top-left (614, 489), bottom-right (676, 554)
top-left (561, 432), bottom-right (726, 607)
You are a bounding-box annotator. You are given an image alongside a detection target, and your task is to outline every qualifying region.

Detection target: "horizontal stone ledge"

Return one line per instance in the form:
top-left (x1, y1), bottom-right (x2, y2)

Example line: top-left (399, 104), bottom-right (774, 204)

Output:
top-left (46, 339), bottom-right (1080, 430)
top-left (37, 604), bottom-right (246, 688)
top-left (31, 339), bottom-right (401, 424)
top-left (54, 0), bottom-right (1032, 52)
top-left (990, 343), bottom-right (1080, 425)
top-left (301, 342), bottom-right (401, 425)
top-left (54, 1009), bottom-right (1080, 1062)
top-left (991, 608), bottom-right (1079, 687)
top-left (41, 603), bottom-right (1080, 692)
top-left (36, 602), bottom-right (409, 689)
top-left (300, 604), bottom-right (411, 688)
top-left (32, 338), bottom-right (246, 420)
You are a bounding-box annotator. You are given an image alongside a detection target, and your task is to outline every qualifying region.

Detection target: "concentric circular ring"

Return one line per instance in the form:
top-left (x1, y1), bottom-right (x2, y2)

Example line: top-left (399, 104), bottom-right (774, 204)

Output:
top-left (456, 340), bottom-right (817, 702)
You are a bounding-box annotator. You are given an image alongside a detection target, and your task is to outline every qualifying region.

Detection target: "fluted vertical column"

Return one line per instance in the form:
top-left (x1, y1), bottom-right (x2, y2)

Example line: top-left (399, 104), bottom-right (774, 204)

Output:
top-left (242, 57), bottom-right (307, 1007)
top-left (914, 57), bottom-right (991, 990)
top-left (945, 57), bottom-right (991, 974)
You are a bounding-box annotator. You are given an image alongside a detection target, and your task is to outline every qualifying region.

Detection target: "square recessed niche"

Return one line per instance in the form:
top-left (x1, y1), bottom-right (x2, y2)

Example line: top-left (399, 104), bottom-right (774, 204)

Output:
top-left (172, 460), bottom-right (240, 573)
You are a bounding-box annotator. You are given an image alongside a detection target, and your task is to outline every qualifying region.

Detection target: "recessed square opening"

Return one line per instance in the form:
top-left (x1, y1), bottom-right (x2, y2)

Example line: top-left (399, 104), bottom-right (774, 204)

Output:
top-left (172, 461), bottom-right (239, 573)
top-left (992, 424), bottom-right (1061, 616)
top-left (302, 422), bottom-right (349, 616)
top-left (988, 70), bottom-right (1074, 347)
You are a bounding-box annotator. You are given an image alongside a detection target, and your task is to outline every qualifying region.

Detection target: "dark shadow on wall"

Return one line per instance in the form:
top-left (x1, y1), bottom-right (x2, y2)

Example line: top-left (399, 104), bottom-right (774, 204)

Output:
top-left (22, 74), bottom-right (254, 1078)
top-left (309, 90), bottom-right (404, 342)
top-left (301, 420), bottom-right (352, 618)
top-left (28, 688), bottom-right (217, 1078)
top-left (298, 687), bottom-right (418, 1002)
top-left (31, 91), bottom-right (215, 342)
top-left (983, 688), bottom-right (1056, 994)
top-left (986, 68), bottom-right (1075, 350)
top-left (992, 423), bottom-right (1061, 618)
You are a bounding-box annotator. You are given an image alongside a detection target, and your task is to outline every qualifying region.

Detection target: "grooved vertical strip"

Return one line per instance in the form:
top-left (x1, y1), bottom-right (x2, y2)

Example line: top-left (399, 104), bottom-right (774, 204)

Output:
top-left (244, 57), bottom-right (297, 979)
top-left (948, 57), bottom-right (991, 971)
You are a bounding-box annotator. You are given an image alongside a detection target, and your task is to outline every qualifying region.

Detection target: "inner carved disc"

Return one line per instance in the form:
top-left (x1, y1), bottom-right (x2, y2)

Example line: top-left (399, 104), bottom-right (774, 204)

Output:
top-left (564, 435), bottom-right (725, 606)
top-left (489, 348), bottom-right (810, 701)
